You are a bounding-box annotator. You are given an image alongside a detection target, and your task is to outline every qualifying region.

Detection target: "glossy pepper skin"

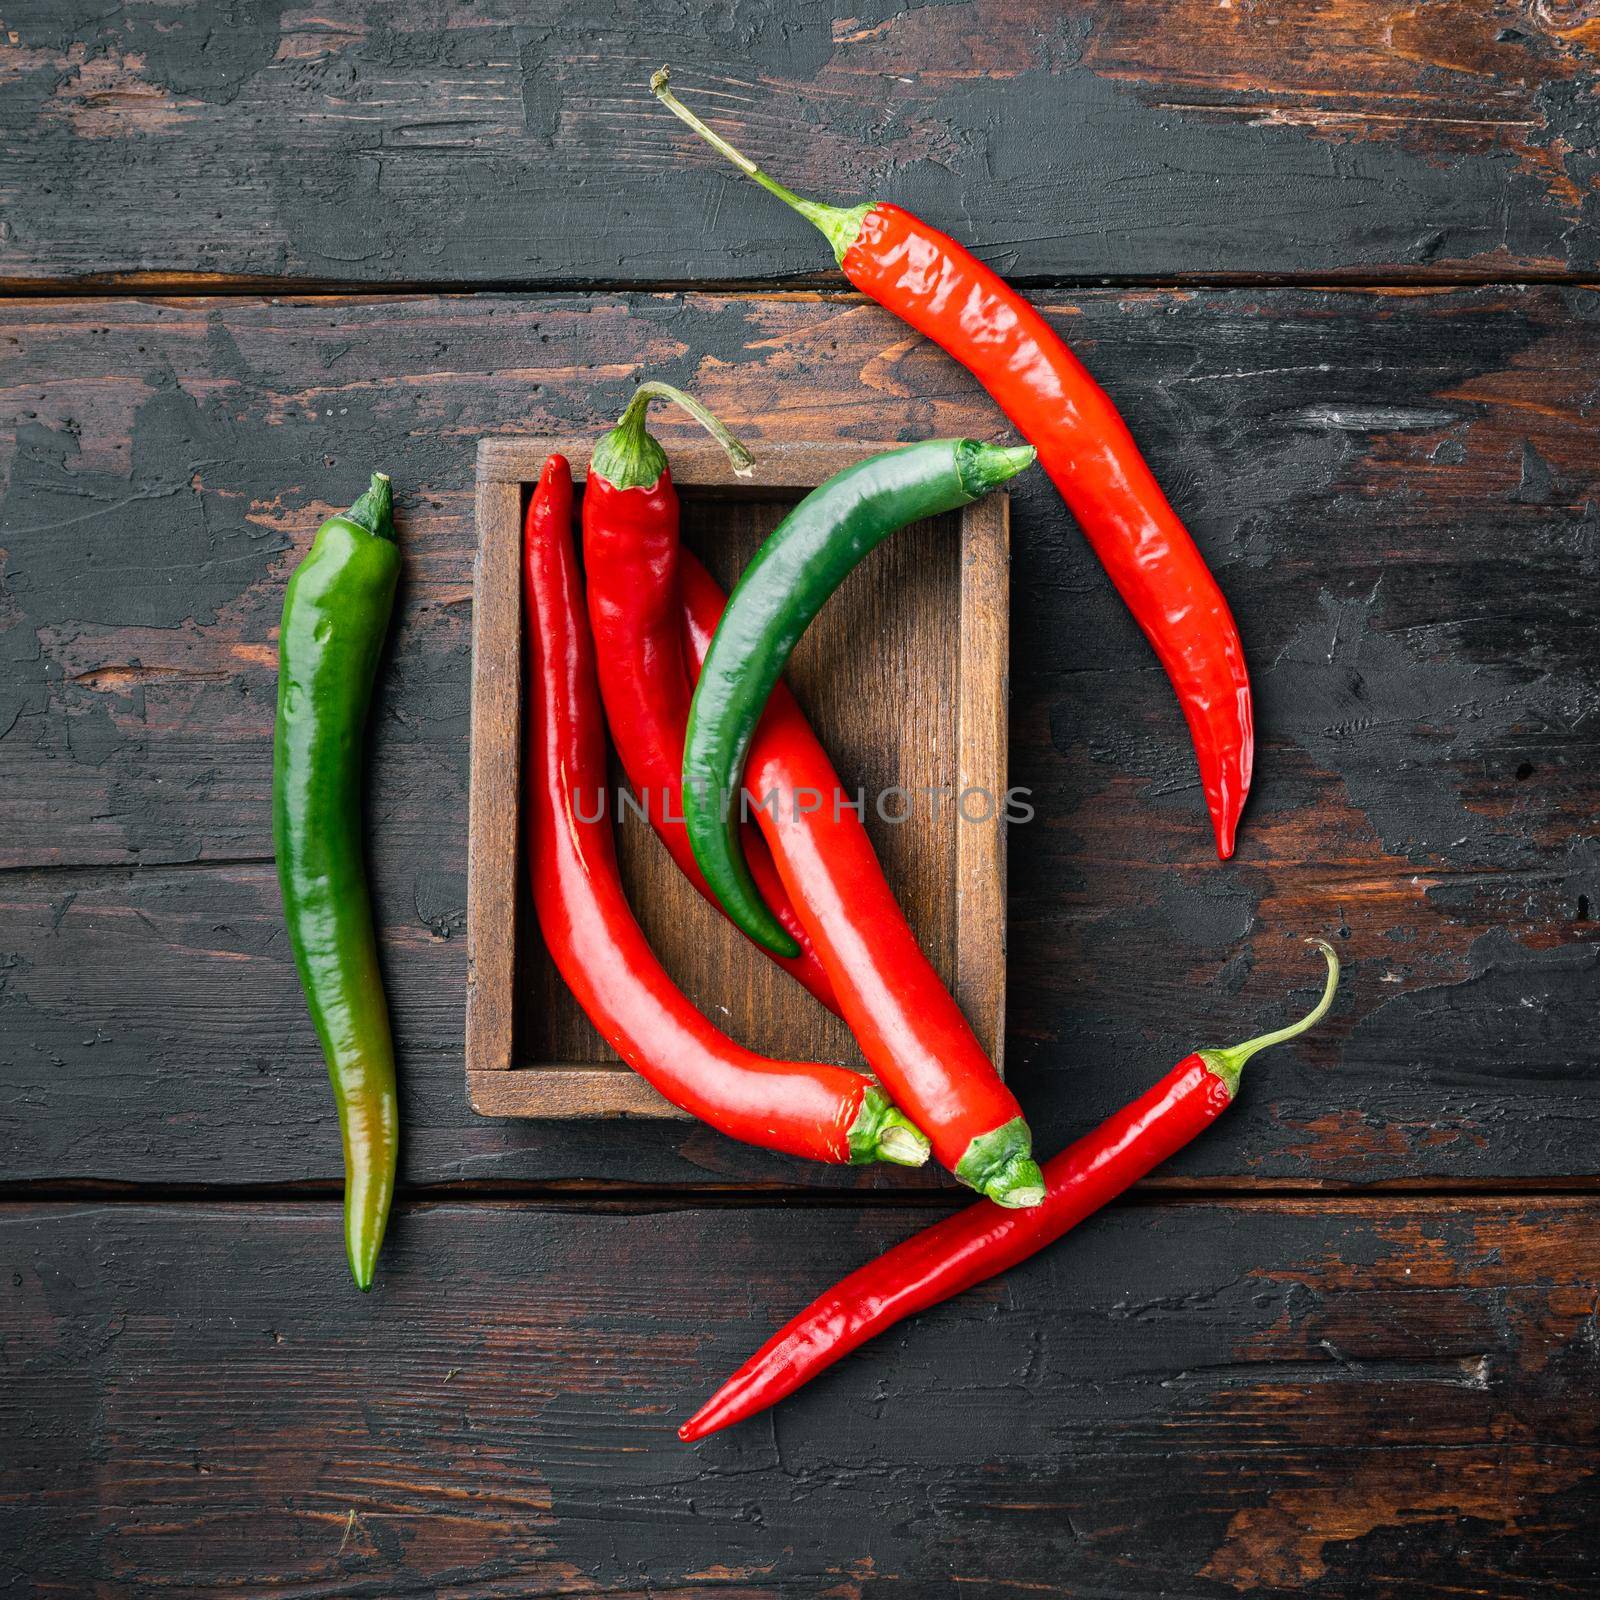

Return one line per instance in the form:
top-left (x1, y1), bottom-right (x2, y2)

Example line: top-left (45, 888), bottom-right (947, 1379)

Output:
top-left (653, 69), bottom-right (1253, 859)
top-left (677, 551), bottom-right (1044, 1210)
top-left (680, 943), bottom-right (1340, 1440)
top-left (683, 438), bottom-right (1034, 961)
top-left (273, 473), bottom-right (401, 1291)
top-left (524, 454), bottom-right (929, 1170)
top-left (582, 383), bottom-right (842, 1014)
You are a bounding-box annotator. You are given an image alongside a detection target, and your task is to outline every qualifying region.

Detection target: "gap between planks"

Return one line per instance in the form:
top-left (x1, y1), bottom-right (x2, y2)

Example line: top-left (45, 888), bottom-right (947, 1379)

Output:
top-left (0, 853), bottom-right (276, 881)
top-left (6, 1177), bottom-right (1600, 1209)
top-left (0, 271), bottom-right (1598, 302)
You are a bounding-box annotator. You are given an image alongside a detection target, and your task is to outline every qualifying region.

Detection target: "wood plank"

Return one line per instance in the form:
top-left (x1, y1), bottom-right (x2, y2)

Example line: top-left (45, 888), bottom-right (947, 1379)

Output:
top-left (464, 479), bottom-right (521, 1077)
top-left (479, 437), bottom-right (886, 488)
top-left (955, 492), bottom-right (1009, 1058)
top-left (4, 1196), bottom-right (1597, 1596)
top-left (0, 4), bottom-right (1594, 287)
top-left (1, 288), bottom-right (1597, 1188)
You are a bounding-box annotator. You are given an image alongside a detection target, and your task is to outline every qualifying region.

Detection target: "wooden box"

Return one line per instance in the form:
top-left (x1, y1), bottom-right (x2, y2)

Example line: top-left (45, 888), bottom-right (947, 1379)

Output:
top-left (466, 438), bottom-right (1010, 1118)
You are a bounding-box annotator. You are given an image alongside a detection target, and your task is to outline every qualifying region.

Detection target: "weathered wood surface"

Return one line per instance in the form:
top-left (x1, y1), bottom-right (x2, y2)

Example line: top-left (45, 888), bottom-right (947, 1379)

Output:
top-left (4, 1196), bottom-right (1597, 1598)
top-left (3, 8), bottom-right (1599, 1589)
top-left (1, 2), bottom-right (1597, 288)
top-left (2, 287), bottom-right (1597, 1190)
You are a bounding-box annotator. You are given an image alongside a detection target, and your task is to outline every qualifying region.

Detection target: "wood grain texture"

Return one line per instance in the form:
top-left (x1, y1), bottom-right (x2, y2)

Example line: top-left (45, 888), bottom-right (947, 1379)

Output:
top-left (956, 492), bottom-right (1010, 1058)
top-left (0, 2), bottom-right (1595, 287)
top-left (4, 1196), bottom-right (1597, 1597)
top-left (467, 439), bottom-right (1007, 1115)
top-left (1, 287), bottom-right (1597, 1190)
top-left (464, 478), bottom-right (521, 1077)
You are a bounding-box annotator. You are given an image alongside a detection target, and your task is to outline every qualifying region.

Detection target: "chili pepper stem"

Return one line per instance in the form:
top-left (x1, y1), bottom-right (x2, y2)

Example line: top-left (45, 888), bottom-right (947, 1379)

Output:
top-left (956, 442), bottom-right (1037, 498)
top-left (651, 67), bottom-right (874, 267)
top-left (593, 380), bottom-right (755, 492)
top-left (1200, 940), bottom-right (1341, 1100)
top-left (955, 1117), bottom-right (1047, 1208)
top-left (877, 1118), bottom-right (932, 1166)
top-left (847, 1086), bottom-right (932, 1167)
top-left (345, 471), bottom-right (395, 541)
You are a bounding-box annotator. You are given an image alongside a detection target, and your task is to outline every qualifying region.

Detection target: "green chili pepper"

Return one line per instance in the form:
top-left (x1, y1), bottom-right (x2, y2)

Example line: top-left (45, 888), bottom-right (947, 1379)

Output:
top-left (683, 438), bottom-right (1035, 955)
top-left (274, 473), bottom-right (402, 1291)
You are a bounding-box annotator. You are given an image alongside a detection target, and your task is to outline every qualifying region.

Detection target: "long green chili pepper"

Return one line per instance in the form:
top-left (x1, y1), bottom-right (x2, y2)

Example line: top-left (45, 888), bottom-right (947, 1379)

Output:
top-left (683, 438), bottom-right (1035, 956)
top-left (274, 473), bottom-right (402, 1291)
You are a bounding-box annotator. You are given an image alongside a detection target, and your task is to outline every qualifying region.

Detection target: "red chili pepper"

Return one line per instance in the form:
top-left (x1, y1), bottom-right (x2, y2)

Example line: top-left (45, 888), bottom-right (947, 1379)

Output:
top-left (652, 70), bottom-right (1253, 859)
top-left (582, 382), bottom-right (841, 1014)
top-left (676, 551), bottom-right (1045, 1210)
top-left (679, 942), bottom-right (1339, 1439)
top-left (523, 454), bottom-right (928, 1168)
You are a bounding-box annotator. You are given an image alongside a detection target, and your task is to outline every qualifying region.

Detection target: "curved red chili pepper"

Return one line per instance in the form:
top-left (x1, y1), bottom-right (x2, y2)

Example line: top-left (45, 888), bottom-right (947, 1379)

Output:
top-left (842, 205), bottom-right (1252, 856)
top-left (677, 552), bottom-right (1044, 1208)
top-left (652, 72), bottom-right (1253, 858)
top-left (582, 385), bottom-right (842, 1013)
top-left (524, 454), bottom-right (928, 1169)
top-left (680, 943), bottom-right (1338, 1439)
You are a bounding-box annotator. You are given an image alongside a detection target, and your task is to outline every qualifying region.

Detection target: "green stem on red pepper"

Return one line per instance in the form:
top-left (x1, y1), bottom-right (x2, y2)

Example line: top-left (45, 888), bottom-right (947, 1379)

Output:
top-left (591, 380), bottom-right (754, 490)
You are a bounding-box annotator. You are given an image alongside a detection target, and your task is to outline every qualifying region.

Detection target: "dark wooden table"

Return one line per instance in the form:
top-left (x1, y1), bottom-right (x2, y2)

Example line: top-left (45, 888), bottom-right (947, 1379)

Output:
top-left (4, 6), bottom-right (1598, 1595)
